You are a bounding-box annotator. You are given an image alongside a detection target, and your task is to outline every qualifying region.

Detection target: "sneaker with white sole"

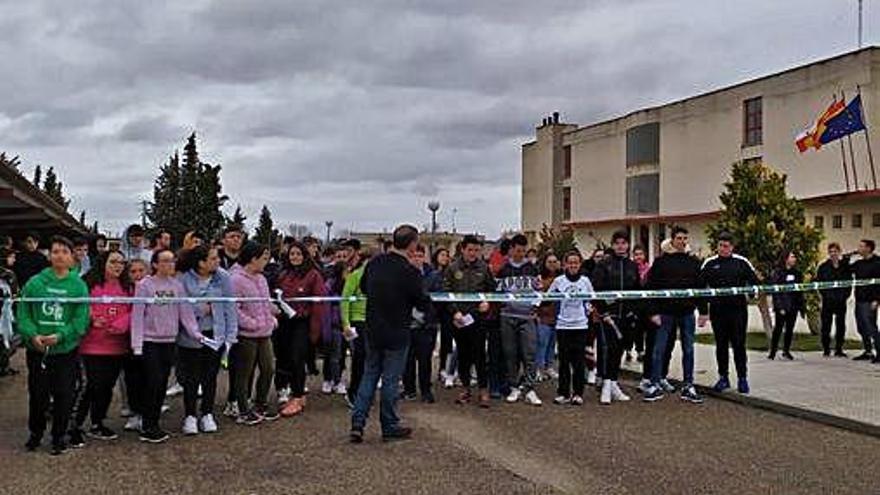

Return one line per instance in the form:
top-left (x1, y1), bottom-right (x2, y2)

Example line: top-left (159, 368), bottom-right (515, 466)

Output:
top-left (277, 387), bottom-right (291, 404)
top-left (334, 381), bottom-right (348, 395)
top-left (546, 368), bottom-right (559, 380)
top-left (637, 378), bottom-right (651, 393)
top-left (199, 414), bottom-right (218, 433)
top-left (223, 402), bottom-right (240, 418)
top-left (610, 381), bottom-right (631, 402)
top-left (444, 375), bottom-right (455, 389)
top-left (571, 395), bottom-right (584, 406)
top-left (160, 404), bottom-right (171, 414)
top-left (659, 379), bottom-right (676, 393)
top-left (680, 385), bottom-right (704, 404)
top-left (182, 415), bottom-right (199, 436)
top-left (524, 390), bottom-right (543, 406)
top-left (124, 415), bottom-right (142, 432)
top-left (600, 380), bottom-right (612, 405)
top-left (586, 370), bottom-right (597, 386)
top-left (321, 381), bottom-right (333, 395)
top-left (166, 382), bottom-right (184, 397)
top-left (506, 388), bottom-right (522, 403)
top-left (553, 395), bottom-right (570, 405)
top-left (642, 385), bottom-right (665, 402)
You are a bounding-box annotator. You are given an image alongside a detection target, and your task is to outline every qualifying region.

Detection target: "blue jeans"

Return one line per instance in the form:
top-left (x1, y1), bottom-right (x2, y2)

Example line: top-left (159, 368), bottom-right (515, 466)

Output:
top-left (351, 338), bottom-right (409, 435)
top-left (535, 323), bottom-right (556, 370)
top-left (652, 313), bottom-right (696, 385)
top-left (854, 302), bottom-right (880, 354)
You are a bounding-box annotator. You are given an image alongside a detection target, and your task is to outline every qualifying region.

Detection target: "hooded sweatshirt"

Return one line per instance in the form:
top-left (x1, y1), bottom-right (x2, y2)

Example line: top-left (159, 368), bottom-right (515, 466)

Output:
top-left (79, 279), bottom-right (132, 356)
top-left (119, 226), bottom-right (152, 264)
top-left (645, 240), bottom-right (707, 317)
top-left (495, 259), bottom-right (542, 319)
top-left (130, 275), bottom-right (201, 355)
top-left (275, 265), bottom-right (326, 342)
top-left (177, 268), bottom-right (238, 349)
top-left (340, 266), bottom-right (367, 327)
top-left (16, 267), bottom-right (89, 355)
top-left (230, 264), bottom-right (277, 339)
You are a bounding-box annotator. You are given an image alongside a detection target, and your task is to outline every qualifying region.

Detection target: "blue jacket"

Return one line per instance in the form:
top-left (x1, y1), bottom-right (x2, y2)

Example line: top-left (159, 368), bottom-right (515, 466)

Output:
top-left (177, 268), bottom-right (238, 349)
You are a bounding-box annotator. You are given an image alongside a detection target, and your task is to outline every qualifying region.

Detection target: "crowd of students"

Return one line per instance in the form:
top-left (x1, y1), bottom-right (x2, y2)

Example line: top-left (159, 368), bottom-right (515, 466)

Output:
top-left (2, 221), bottom-right (880, 453)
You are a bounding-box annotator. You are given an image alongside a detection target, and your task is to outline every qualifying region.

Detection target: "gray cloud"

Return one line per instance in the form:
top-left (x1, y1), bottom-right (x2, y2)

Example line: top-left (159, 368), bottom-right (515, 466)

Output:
top-left (0, 0), bottom-right (871, 236)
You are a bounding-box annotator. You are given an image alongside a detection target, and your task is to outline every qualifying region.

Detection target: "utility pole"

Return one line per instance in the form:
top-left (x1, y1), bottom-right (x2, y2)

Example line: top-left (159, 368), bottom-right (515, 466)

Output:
top-left (428, 201), bottom-right (440, 254)
top-left (325, 220), bottom-right (333, 245)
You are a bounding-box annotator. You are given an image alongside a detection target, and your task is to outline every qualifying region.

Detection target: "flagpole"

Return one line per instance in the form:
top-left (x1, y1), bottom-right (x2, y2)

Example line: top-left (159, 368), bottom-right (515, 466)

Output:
top-left (843, 90), bottom-right (861, 189)
top-left (833, 94), bottom-right (852, 191)
top-left (857, 85), bottom-right (879, 189)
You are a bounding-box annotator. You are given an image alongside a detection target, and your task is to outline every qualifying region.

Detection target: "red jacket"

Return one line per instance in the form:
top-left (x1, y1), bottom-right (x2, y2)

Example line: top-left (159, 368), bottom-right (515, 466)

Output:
top-left (276, 267), bottom-right (326, 343)
top-left (79, 280), bottom-right (132, 356)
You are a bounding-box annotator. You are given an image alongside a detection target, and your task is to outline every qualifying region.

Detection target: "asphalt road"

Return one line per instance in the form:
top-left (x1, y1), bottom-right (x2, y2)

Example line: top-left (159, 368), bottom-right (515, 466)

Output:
top-left (0, 352), bottom-right (876, 495)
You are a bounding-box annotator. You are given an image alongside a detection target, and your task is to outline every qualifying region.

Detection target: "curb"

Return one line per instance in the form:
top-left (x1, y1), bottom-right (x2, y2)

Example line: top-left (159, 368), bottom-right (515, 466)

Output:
top-left (619, 369), bottom-right (880, 439)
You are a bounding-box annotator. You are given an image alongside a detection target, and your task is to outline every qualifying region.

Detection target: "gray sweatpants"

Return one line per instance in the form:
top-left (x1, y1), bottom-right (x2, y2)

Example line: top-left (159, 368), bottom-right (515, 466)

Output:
top-left (500, 316), bottom-right (538, 392)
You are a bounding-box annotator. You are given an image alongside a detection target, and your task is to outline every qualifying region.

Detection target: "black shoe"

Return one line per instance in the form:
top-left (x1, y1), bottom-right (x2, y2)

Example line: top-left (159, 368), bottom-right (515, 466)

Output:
top-left (680, 386), bottom-right (705, 405)
top-left (782, 351), bottom-right (794, 361)
top-left (421, 394), bottom-right (435, 404)
top-left (853, 352), bottom-right (874, 361)
top-left (50, 441), bottom-right (68, 456)
top-left (87, 424), bottom-right (118, 441)
top-left (872, 356), bottom-right (880, 364)
top-left (642, 386), bottom-right (665, 403)
top-left (382, 427), bottom-right (413, 442)
top-left (767, 351), bottom-right (776, 360)
top-left (25, 434), bottom-right (41, 452)
top-left (349, 428), bottom-right (364, 444)
top-left (236, 410), bottom-right (264, 426)
top-left (255, 405), bottom-right (280, 422)
top-left (835, 350), bottom-right (848, 358)
top-left (139, 427), bottom-right (170, 444)
top-left (823, 349), bottom-right (831, 357)
top-left (68, 429), bottom-right (85, 448)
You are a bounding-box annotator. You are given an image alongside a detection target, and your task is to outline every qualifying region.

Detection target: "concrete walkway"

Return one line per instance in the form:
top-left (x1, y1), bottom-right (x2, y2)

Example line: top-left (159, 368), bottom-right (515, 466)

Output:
top-left (622, 343), bottom-right (880, 432)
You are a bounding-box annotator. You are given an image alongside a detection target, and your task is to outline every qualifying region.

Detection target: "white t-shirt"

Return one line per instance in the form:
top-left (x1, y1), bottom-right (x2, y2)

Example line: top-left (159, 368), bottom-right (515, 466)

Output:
top-left (547, 274), bottom-right (594, 330)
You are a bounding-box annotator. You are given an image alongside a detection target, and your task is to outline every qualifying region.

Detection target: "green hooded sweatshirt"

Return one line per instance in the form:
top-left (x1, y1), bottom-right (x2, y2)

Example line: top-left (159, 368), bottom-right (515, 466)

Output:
top-left (16, 267), bottom-right (89, 355)
top-left (340, 266), bottom-right (367, 328)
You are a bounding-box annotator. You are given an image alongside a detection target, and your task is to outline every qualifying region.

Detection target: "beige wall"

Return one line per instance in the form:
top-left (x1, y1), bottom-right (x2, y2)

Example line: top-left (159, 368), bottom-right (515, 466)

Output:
top-left (523, 48), bottom-right (880, 230)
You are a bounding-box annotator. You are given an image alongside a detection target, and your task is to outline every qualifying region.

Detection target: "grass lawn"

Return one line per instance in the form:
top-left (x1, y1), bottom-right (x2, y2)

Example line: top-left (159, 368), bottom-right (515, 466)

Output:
top-left (694, 332), bottom-right (864, 352)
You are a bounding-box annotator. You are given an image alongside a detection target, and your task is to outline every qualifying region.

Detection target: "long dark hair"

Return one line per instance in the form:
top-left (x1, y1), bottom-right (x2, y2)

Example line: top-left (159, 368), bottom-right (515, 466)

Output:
top-left (777, 249), bottom-right (797, 270)
top-left (84, 251), bottom-right (133, 294)
top-left (431, 248), bottom-right (450, 270)
top-left (282, 241), bottom-right (318, 275)
top-left (178, 245), bottom-right (213, 274)
top-left (539, 253), bottom-right (560, 278)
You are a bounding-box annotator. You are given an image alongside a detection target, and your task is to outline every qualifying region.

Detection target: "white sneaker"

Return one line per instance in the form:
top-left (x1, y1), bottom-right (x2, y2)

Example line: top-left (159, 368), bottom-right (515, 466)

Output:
top-left (439, 370), bottom-right (448, 382)
top-left (333, 381), bottom-right (348, 395)
top-left (470, 378), bottom-right (478, 387)
top-left (377, 379), bottom-right (382, 390)
top-left (200, 414), bottom-right (218, 433)
top-left (546, 368), bottom-right (559, 380)
top-left (659, 379), bottom-right (676, 393)
top-left (587, 370), bottom-right (597, 386)
top-left (321, 381), bottom-right (333, 394)
top-left (535, 370), bottom-right (545, 383)
top-left (277, 387), bottom-right (290, 404)
top-left (160, 404), bottom-right (171, 414)
top-left (611, 381), bottom-right (631, 402)
top-left (223, 402), bottom-right (240, 418)
top-left (182, 415), bottom-right (199, 436)
top-left (167, 382), bottom-right (184, 397)
top-left (304, 384), bottom-right (310, 394)
top-left (444, 375), bottom-right (455, 389)
top-left (124, 415), bottom-right (142, 432)
top-left (553, 395), bottom-right (570, 405)
top-left (506, 388), bottom-right (522, 403)
top-left (637, 378), bottom-right (651, 393)
top-left (524, 390), bottom-right (543, 406)
top-left (600, 380), bottom-right (612, 405)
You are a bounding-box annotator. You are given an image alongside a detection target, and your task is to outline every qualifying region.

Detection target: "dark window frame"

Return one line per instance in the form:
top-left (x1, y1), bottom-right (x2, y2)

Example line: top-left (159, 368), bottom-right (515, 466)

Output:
top-left (873, 213), bottom-right (880, 227)
top-left (743, 97), bottom-right (763, 147)
top-left (626, 123), bottom-right (660, 167)
top-left (563, 145), bottom-right (572, 180)
top-left (853, 213), bottom-right (863, 228)
top-left (832, 214), bottom-right (843, 229)
top-left (562, 187), bottom-right (571, 221)
top-left (814, 215), bottom-right (824, 230)
top-left (626, 173), bottom-right (660, 215)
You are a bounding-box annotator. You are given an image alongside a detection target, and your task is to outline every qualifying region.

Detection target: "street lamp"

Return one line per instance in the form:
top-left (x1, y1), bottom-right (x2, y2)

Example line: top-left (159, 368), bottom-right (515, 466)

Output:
top-left (325, 220), bottom-right (333, 245)
top-left (427, 201), bottom-right (440, 253)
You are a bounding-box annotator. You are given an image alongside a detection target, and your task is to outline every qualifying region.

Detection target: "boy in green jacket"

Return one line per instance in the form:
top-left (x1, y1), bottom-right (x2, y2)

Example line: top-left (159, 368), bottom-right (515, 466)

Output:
top-left (16, 236), bottom-right (89, 455)
top-left (340, 260), bottom-right (368, 406)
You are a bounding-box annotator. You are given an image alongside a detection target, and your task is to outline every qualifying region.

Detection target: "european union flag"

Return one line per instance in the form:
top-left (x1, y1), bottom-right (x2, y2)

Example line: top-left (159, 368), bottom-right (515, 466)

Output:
top-left (818, 95), bottom-right (867, 146)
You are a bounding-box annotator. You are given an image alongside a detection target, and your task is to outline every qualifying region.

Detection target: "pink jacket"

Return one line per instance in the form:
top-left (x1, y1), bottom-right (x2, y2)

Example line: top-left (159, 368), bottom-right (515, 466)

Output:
top-left (78, 280), bottom-right (132, 356)
top-left (130, 275), bottom-right (201, 355)
top-left (230, 265), bottom-right (277, 338)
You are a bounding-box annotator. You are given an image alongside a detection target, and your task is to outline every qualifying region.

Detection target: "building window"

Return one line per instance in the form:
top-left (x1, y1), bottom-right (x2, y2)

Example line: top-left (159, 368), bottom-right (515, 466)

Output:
top-left (562, 187), bottom-right (571, 221)
top-left (563, 145), bottom-right (572, 180)
top-left (814, 216), bottom-right (824, 230)
top-left (743, 97), bottom-right (763, 147)
top-left (853, 214), bottom-right (863, 228)
top-left (873, 213), bottom-right (880, 227)
top-left (832, 215), bottom-right (843, 229)
top-left (626, 173), bottom-right (659, 214)
top-left (626, 123), bottom-right (660, 166)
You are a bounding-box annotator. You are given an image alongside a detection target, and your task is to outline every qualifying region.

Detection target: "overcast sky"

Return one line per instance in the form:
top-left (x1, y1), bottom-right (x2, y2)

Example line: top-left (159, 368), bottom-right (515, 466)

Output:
top-left (0, 0), bottom-right (874, 238)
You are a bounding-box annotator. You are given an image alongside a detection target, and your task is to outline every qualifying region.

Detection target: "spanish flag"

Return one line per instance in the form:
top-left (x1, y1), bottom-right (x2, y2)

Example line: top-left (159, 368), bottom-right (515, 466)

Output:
top-left (796, 99), bottom-right (846, 152)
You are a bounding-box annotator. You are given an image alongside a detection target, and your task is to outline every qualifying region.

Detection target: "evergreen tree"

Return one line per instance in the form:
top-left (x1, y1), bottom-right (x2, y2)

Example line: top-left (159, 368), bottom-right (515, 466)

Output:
top-left (91, 221), bottom-right (99, 234)
top-left (43, 166), bottom-right (57, 197)
top-left (706, 161), bottom-right (823, 336)
top-left (254, 205), bottom-right (280, 247)
top-left (0, 153), bottom-right (21, 172)
top-left (79, 210), bottom-right (86, 225)
top-left (148, 153), bottom-right (182, 240)
top-left (228, 205), bottom-right (247, 233)
top-left (32, 164), bottom-right (41, 187)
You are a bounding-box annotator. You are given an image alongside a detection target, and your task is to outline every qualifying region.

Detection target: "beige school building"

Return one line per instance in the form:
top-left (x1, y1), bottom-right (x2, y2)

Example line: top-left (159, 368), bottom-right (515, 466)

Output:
top-left (522, 47), bottom-right (880, 261)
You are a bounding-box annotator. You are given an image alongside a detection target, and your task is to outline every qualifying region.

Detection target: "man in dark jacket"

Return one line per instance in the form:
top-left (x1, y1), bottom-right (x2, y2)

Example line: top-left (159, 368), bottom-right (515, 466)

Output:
top-left (350, 225), bottom-right (431, 443)
top-left (816, 242), bottom-right (852, 357)
top-left (850, 239), bottom-right (880, 362)
top-left (591, 230), bottom-right (641, 405)
top-left (698, 232), bottom-right (759, 394)
top-left (12, 233), bottom-right (48, 287)
top-left (642, 227), bottom-right (707, 404)
top-left (442, 235), bottom-right (495, 407)
top-left (402, 244), bottom-right (443, 403)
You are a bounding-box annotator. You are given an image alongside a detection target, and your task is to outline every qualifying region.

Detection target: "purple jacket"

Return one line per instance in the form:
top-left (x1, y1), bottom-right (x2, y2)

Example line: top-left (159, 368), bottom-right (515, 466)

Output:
top-left (131, 275), bottom-right (201, 354)
top-left (230, 265), bottom-right (277, 338)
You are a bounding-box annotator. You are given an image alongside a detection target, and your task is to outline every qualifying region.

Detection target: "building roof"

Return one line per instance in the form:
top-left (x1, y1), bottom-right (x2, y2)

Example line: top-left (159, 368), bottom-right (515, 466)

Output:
top-left (0, 162), bottom-right (88, 237)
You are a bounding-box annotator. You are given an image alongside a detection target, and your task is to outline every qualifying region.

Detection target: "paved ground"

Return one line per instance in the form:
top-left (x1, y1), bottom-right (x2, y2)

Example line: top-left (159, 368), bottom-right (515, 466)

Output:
top-left (0, 353), bottom-right (878, 494)
top-left (623, 342), bottom-right (880, 429)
